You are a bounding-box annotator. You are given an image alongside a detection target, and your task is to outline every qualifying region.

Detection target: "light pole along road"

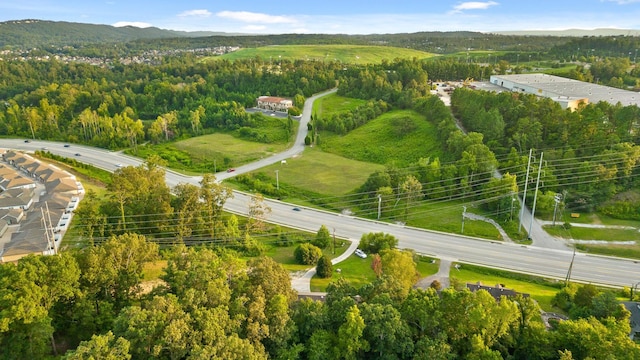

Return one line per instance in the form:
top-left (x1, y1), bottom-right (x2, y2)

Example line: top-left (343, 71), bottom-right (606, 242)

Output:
top-left (4, 89), bottom-right (640, 288)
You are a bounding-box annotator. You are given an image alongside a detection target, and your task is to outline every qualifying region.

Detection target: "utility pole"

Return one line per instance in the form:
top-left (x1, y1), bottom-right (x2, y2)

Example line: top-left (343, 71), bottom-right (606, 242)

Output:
top-left (332, 228), bottom-right (336, 255)
top-left (519, 149), bottom-right (533, 233)
top-left (552, 193), bottom-right (562, 226)
top-left (377, 194), bottom-right (382, 220)
top-left (565, 248), bottom-right (576, 286)
top-left (275, 170), bottom-right (279, 190)
top-left (461, 206), bottom-right (467, 233)
top-left (528, 152), bottom-right (544, 240)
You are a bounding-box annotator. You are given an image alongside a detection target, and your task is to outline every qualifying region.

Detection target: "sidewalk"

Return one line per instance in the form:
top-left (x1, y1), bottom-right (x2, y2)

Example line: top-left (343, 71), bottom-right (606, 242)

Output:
top-left (291, 239), bottom-right (359, 292)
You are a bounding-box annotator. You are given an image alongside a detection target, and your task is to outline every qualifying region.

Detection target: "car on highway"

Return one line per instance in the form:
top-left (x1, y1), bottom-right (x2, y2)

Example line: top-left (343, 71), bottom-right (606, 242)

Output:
top-left (24, 139), bottom-right (30, 143)
top-left (226, 168), bottom-right (235, 173)
top-left (115, 163), bottom-right (123, 168)
top-left (41, 147), bottom-right (48, 150)
top-left (64, 144), bottom-right (70, 147)
top-left (354, 249), bottom-right (367, 258)
top-left (75, 153), bottom-right (81, 156)
top-left (292, 207), bottom-right (301, 212)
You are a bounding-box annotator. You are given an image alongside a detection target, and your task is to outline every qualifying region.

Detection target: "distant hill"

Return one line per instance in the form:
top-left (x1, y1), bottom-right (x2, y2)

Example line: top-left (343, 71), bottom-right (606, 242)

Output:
top-left (494, 28), bottom-right (640, 37)
top-left (0, 19), bottom-right (234, 48)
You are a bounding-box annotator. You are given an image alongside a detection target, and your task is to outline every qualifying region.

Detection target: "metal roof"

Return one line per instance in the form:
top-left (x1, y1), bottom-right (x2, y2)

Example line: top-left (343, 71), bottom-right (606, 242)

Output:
top-left (490, 73), bottom-right (640, 107)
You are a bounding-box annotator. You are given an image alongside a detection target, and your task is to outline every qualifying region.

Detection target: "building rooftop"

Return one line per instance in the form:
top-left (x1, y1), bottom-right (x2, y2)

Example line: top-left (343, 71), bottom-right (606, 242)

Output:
top-left (490, 74), bottom-right (640, 107)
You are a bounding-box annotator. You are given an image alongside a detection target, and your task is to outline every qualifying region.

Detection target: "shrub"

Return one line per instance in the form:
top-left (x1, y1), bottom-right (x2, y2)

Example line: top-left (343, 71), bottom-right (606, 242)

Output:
top-left (294, 243), bottom-right (322, 265)
top-left (316, 255), bottom-right (333, 278)
top-left (312, 225), bottom-right (331, 249)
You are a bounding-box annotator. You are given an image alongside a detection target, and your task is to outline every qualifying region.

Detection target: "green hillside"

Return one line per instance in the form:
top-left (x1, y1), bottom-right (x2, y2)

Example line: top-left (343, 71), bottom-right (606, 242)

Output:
top-left (0, 19), bottom-right (218, 48)
top-left (215, 44), bottom-right (435, 64)
top-left (320, 109), bottom-right (445, 166)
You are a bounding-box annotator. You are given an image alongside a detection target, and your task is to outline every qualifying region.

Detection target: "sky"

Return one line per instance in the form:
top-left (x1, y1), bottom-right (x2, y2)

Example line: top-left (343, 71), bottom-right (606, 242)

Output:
top-left (1, 0), bottom-right (640, 34)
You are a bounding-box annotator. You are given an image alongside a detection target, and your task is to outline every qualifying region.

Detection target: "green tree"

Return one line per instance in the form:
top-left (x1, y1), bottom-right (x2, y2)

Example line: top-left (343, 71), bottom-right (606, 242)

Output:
top-left (400, 174), bottom-right (422, 220)
top-left (64, 331), bottom-right (131, 360)
top-left (380, 249), bottom-right (420, 300)
top-left (199, 173), bottom-right (233, 240)
top-left (316, 255), bottom-right (333, 279)
top-left (312, 225), bottom-right (331, 249)
top-left (358, 232), bottom-right (398, 254)
top-left (337, 305), bottom-right (368, 360)
top-left (294, 243), bottom-right (323, 265)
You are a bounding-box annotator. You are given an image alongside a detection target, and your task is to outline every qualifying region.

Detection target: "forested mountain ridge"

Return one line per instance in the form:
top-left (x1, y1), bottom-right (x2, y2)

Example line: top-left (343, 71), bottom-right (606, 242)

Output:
top-left (0, 19), bottom-right (231, 48)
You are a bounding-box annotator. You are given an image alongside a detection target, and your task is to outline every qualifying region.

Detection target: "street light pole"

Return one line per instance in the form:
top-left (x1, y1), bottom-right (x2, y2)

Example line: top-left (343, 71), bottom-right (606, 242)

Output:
top-left (461, 206), bottom-right (467, 233)
top-left (377, 194), bottom-right (382, 220)
top-left (528, 152), bottom-right (544, 240)
top-left (275, 170), bottom-right (279, 190)
top-left (519, 149), bottom-right (533, 233)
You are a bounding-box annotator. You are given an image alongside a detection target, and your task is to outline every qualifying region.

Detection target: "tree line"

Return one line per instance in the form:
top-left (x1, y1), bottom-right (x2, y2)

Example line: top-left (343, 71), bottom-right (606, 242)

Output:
top-left (1, 232), bottom-right (638, 359)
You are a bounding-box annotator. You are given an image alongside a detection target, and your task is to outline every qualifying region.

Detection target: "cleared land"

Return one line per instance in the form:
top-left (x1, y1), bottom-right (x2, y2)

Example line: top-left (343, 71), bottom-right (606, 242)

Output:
top-left (312, 93), bottom-right (367, 118)
top-left (320, 109), bottom-right (446, 166)
top-left (216, 45), bottom-right (435, 64)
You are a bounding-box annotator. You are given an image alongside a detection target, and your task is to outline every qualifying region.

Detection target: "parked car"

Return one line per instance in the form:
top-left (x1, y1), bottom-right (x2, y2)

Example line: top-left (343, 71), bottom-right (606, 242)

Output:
top-left (354, 249), bottom-right (367, 258)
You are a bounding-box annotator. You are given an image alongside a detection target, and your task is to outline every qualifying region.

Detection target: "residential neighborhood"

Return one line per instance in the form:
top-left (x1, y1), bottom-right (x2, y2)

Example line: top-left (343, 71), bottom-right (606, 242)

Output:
top-left (0, 149), bottom-right (83, 262)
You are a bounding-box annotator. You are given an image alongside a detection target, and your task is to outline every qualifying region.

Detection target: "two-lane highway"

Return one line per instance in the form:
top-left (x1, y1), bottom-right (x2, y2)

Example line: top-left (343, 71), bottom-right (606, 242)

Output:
top-left (5, 121), bottom-right (640, 288)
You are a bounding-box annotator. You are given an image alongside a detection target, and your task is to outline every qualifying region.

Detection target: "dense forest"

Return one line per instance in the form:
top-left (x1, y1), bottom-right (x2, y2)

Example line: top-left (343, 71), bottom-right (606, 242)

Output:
top-left (1, 230), bottom-right (638, 359)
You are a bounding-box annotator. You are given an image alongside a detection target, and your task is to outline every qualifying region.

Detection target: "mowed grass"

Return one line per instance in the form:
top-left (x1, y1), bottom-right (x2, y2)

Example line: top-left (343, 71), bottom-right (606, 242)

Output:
top-left (543, 225), bottom-right (640, 241)
top-left (574, 243), bottom-right (640, 260)
top-left (174, 133), bottom-right (291, 168)
top-left (312, 93), bottom-right (367, 118)
top-left (265, 240), bottom-right (350, 273)
top-left (404, 201), bottom-right (502, 240)
top-left (310, 254), bottom-right (439, 292)
top-left (216, 45), bottom-right (434, 64)
top-left (320, 110), bottom-right (445, 166)
top-left (450, 264), bottom-right (563, 311)
top-left (255, 146), bottom-right (385, 196)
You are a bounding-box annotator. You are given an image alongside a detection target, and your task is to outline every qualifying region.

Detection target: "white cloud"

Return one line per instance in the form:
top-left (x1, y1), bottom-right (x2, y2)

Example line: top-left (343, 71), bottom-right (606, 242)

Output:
top-left (452, 1), bottom-right (499, 12)
top-left (216, 11), bottom-right (297, 24)
top-left (113, 21), bottom-right (152, 28)
top-left (603, 0), bottom-right (640, 4)
top-left (178, 9), bottom-right (212, 18)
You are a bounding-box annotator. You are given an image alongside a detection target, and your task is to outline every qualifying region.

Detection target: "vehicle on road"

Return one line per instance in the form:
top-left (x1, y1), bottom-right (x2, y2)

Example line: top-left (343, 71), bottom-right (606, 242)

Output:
top-left (354, 249), bottom-right (367, 258)
top-left (24, 140), bottom-right (30, 143)
top-left (41, 147), bottom-right (48, 150)
top-left (292, 207), bottom-right (301, 212)
top-left (64, 144), bottom-right (70, 147)
top-left (227, 168), bottom-right (235, 173)
top-left (115, 163), bottom-right (123, 167)
top-left (75, 153), bottom-right (81, 156)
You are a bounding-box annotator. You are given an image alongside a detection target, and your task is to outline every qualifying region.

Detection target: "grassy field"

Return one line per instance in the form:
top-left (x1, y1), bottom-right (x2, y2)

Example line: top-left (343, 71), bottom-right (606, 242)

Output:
top-left (404, 200), bottom-right (502, 240)
top-left (320, 110), bottom-right (446, 166)
top-left (312, 93), bottom-right (367, 118)
top-left (215, 45), bottom-right (434, 64)
top-left (251, 146), bottom-right (385, 196)
top-left (543, 225), bottom-right (640, 241)
top-left (574, 243), bottom-right (640, 259)
top-left (310, 254), bottom-right (440, 292)
top-left (133, 133), bottom-right (292, 174)
top-left (450, 263), bottom-right (564, 312)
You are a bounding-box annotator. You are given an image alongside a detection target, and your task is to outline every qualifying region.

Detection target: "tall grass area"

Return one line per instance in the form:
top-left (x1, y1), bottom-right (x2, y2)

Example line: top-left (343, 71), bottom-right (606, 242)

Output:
top-left (215, 45), bottom-right (434, 64)
top-left (320, 110), bottom-right (445, 166)
top-left (574, 243), bottom-right (640, 259)
top-left (543, 225), bottom-right (640, 241)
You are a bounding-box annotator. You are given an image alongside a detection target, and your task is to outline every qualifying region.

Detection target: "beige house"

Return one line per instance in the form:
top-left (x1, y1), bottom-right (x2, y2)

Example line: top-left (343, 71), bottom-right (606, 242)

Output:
top-left (256, 96), bottom-right (293, 112)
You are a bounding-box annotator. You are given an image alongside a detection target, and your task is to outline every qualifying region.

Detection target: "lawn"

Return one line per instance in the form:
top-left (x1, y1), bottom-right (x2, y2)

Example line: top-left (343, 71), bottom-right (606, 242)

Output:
top-left (320, 110), bottom-right (446, 166)
top-left (133, 133), bottom-right (292, 174)
top-left (214, 45), bottom-right (435, 65)
top-left (450, 263), bottom-right (564, 312)
top-left (310, 254), bottom-right (441, 292)
top-left (574, 243), bottom-right (640, 260)
top-left (251, 146), bottom-right (385, 196)
top-left (543, 225), bottom-right (640, 242)
top-left (264, 239), bottom-right (349, 273)
top-left (312, 93), bottom-right (367, 118)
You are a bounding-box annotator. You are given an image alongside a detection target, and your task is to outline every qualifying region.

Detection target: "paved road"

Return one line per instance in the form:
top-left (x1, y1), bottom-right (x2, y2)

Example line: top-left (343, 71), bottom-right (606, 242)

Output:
top-left (5, 91), bottom-right (640, 288)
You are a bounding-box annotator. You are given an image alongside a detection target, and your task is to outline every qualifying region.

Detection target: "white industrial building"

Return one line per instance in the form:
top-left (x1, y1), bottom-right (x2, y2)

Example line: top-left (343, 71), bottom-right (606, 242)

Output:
top-left (489, 74), bottom-right (640, 110)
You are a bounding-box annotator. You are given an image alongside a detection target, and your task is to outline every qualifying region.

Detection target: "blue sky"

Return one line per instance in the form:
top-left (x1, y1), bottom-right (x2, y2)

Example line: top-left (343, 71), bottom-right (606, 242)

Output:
top-left (1, 1), bottom-right (640, 34)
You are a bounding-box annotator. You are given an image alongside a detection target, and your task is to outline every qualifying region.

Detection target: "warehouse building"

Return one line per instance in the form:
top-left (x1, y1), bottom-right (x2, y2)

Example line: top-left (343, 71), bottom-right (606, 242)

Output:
top-left (489, 74), bottom-right (640, 110)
